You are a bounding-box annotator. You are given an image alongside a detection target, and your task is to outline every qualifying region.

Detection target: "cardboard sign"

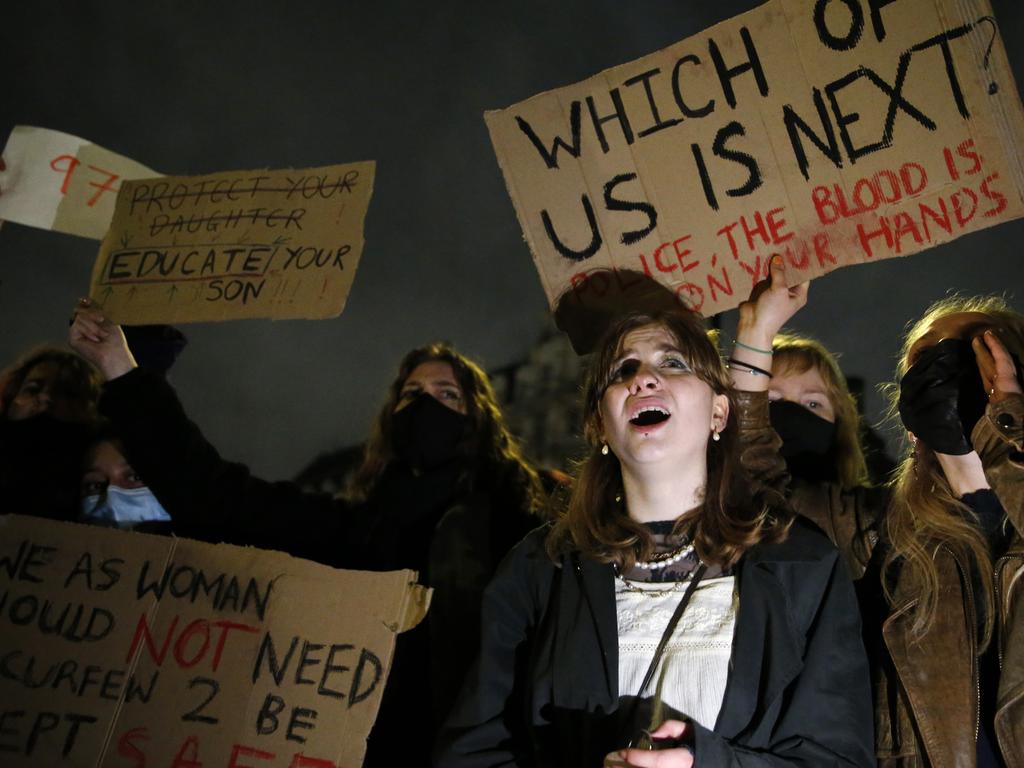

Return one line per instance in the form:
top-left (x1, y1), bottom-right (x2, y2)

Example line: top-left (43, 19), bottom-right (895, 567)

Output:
top-left (89, 162), bottom-right (376, 324)
top-left (0, 515), bottom-right (430, 768)
top-left (486, 0), bottom-right (1024, 323)
top-left (0, 126), bottom-right (159, 240)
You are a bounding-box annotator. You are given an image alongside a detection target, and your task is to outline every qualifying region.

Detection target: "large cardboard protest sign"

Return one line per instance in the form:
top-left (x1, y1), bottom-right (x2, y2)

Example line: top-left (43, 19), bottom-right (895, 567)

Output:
top-left (88, 162), bottom-right (376, 324)
top-left (0, 126), bottom-right (158, 240)
top-left (0, 515), bottom-right (429, 767)
top-left (486, 0), bottom-right (1024, 325)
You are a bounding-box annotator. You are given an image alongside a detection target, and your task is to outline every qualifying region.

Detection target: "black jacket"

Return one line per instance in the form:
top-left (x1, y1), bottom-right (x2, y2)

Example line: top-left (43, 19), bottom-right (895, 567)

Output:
top-left (99, 367), bottom-right (540, 766)
top-left (436, 519), bottom-right (874, 767)
top-left (99, 368), bottom-right (352, 561)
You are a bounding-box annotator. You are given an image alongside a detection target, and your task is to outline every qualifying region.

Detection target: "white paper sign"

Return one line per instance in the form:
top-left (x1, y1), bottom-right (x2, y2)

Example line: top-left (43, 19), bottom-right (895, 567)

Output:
top-left (0, 126), bottom-right (158, 240)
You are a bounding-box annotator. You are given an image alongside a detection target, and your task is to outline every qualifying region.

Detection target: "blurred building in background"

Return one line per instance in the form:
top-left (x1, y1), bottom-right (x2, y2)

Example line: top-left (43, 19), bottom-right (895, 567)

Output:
top-left (294, 325), bottom-right (587, 494)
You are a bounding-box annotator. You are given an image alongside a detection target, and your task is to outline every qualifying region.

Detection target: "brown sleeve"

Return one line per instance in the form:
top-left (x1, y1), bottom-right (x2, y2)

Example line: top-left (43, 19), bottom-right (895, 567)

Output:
top-left (972, 393), bottom-right (1024, 535)
top-left (789, 483), bottom-right (886, 581)
top-left (734, 389), bottom-right (789, 510)
top-left (734, 390), bottom-right (884, 580)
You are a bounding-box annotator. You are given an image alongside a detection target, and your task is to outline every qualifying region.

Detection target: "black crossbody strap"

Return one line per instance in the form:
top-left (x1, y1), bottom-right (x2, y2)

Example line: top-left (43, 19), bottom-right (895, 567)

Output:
top-left (634, 562), bottom-right (707, 701)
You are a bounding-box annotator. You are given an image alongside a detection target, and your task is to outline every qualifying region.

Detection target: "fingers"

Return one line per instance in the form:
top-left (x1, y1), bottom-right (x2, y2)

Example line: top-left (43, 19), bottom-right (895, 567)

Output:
top-left (68, 300), bottom-right (136, 381)
top-left (617, 747), bottom-right (694, 768)
top-left (70, 317), bottom-right (106, 344)
top-left (767, 254), bottom-right (809, 300)
top-left (70, 298), bottom-right (111, 343)
top-left (647, 724), bottom-right (688, 741)
top-left (605, 722), bottom-right (692, 767)
top-left (648, 720), bottom-right (689, 740)
top-left (767, 253), bottom-right (786, 288)
top-left (979, 329), bottom-right (1023, 397)
top-left (982, 329), bottom-right (1015, 372)
top-left (767, 255), bottom-right (809, 302)
top-left (972, 335), bottom-right (996, 388)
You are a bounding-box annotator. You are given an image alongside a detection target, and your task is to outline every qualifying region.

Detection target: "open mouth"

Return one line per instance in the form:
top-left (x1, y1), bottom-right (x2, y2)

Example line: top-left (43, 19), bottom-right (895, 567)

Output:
top-left (629, 407), bottom-right (670, 427)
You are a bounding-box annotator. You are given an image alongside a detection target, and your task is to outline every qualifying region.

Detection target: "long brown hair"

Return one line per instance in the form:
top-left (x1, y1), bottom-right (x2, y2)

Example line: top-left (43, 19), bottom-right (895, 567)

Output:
top-left (547, 310), bottom-right (791, 569)
top-left (884, 295), bottom-right (1024, 645)
top-left (346, 343), bottom-right (545, 517)
top-left (0, 346), bottom-right (101, 422)
top-left (772, 332), bottom-right (870, 490)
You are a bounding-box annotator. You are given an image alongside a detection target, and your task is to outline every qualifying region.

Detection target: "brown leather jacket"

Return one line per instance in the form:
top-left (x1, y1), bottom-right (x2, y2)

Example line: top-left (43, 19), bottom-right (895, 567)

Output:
top-left (737, 391), bottom-right (1024, 767)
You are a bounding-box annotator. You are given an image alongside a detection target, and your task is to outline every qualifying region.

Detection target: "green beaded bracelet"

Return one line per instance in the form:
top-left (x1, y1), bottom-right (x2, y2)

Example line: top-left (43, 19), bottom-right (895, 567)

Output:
top-left (734, 339), bottom-right (772, 355)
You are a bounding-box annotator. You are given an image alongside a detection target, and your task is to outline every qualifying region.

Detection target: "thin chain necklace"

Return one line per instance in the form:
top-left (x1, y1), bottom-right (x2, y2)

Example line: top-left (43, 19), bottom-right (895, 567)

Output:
top-left (615, 571), bottom-right (686, 597)
top-left (614, 561), bottom-right (701, 597)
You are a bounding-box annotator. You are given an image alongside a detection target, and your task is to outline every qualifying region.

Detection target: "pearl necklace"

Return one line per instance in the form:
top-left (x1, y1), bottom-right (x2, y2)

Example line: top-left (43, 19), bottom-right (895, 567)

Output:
top-left (633, 541), bottom-right (695, 570)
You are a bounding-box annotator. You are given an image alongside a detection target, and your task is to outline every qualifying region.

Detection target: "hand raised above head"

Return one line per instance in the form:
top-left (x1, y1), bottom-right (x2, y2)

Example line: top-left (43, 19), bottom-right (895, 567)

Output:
top-left (736, 254), bottom-right (809, 349)
top-left (972, 329), bottom-right (1023, 403)
top-left (69, 298), bottom-right (138, 381)
top-left (729, 255), bottom-right (808, 392)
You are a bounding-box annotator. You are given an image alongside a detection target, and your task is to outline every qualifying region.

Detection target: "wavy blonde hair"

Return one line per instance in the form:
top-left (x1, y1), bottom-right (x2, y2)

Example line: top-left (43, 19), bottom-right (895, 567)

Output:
top-left (885, 295), bottom-right (1024, 646)
top-left (547, 310), bottom-right (791, 569)
top-left (772, 332), bottom-right (870, 490)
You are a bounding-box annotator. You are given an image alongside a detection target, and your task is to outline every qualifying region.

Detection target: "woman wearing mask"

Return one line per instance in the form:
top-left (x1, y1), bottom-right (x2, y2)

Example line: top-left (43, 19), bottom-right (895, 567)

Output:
top-left (763, 332), bottom-right (868, 488)
top-left (877, 297), bottom-right (1023, 764)
top-left (68, 300), bottom-right (546, 768)
top-left (79, 428), bottom-right (173, 532)
top-left (436, 304), bottom-right (873, 768)
top-left (731, 277), bottom-right (1024, 764)
top-left (0, 346), bottom-right (101, 520)
top-left (729, 261), bottom-right (885, 580)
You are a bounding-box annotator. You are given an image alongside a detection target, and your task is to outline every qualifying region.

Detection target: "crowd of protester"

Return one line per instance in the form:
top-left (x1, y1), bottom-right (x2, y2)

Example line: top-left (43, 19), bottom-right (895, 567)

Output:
top-left (2, 240), bottom-right (1022, 765)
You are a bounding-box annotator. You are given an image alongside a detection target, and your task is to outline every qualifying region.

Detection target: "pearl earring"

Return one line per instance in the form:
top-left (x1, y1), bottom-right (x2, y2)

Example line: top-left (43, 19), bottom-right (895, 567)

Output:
top-left (712, 429), bottom-right (721, 442)
top-left (601, 443), bottom-right (609, 455)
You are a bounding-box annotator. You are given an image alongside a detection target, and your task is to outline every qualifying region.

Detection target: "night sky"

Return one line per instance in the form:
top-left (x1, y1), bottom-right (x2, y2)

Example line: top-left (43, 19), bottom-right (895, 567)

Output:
top-left (3, 0), bottom-right (1023, 480)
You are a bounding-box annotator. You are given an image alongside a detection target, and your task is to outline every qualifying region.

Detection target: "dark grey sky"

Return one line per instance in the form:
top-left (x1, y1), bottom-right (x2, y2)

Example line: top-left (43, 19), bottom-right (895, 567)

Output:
top-left (3, 0), bottom-right (1023, 480)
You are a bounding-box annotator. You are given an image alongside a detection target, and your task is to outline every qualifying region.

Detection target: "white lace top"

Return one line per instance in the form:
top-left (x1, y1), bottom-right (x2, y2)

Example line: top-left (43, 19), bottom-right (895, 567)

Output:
top-left (616, 574), bottom-right (737, 729)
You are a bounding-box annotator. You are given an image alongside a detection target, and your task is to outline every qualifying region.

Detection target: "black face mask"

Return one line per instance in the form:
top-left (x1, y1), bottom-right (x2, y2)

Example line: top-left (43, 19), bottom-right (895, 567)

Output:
top-left (769, 399), bottom-right (839, 484)
top-left (0, 412), bottom-right (93, 460)
top-left (0, 413), bottom-right (95, 517)
top-left (898, 338), bottom-right (987, 456)
top-left (390, 393), bottom-right (468, 471)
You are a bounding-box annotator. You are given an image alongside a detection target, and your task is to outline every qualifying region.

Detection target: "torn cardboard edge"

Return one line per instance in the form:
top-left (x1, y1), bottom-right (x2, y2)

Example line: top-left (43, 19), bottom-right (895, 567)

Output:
top-left (0, 514), bottom-right (428, 767)
top-left (483, 0), bottom-right (1024, 333)
top-left (90, 160), bottom-right (377, 325)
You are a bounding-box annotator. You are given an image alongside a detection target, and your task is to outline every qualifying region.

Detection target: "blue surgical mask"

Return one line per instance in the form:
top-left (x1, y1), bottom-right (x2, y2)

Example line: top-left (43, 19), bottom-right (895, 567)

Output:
top-left (81, 486), bottom-right (172, 528)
